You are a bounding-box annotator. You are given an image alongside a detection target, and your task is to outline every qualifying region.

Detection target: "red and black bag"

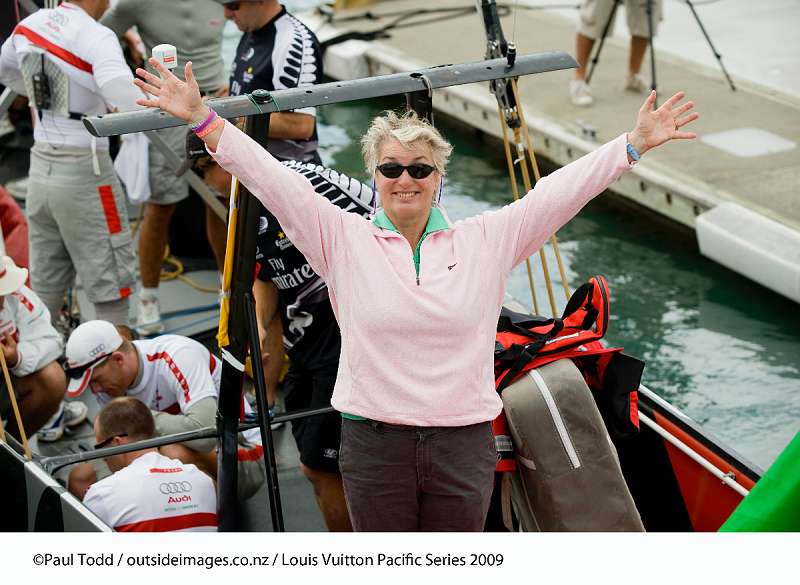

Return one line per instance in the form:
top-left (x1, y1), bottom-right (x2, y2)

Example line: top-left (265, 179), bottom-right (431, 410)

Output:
top-left (492, 276), bottom-right (644, 472)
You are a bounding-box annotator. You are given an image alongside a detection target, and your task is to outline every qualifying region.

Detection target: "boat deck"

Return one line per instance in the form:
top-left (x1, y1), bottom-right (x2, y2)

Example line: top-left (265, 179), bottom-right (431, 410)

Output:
top-left (304, 0), bottom-right (800, 301)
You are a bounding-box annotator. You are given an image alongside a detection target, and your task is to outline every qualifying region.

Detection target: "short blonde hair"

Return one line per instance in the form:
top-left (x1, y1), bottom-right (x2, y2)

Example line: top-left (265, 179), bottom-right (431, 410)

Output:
top-left (361, 111), bottom-right (453, 176)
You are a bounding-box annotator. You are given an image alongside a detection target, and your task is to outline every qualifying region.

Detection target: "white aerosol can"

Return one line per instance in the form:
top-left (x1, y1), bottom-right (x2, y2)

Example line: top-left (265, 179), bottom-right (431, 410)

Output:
top-left (151, 43), bottom-right (178, 70)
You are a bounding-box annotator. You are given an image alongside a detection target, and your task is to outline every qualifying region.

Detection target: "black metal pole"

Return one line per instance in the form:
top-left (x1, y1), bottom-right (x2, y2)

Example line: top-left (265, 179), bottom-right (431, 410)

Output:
top-left (645, 0), bottom-right (658, 102)
top-left (404, 90), bottom-right (433, 124)
top-left (41, 406), bottom-right (335, 474)
top-left (217, 98), bottom-right (272, 531)
top-left (243, 291), bottom-right (285, 532)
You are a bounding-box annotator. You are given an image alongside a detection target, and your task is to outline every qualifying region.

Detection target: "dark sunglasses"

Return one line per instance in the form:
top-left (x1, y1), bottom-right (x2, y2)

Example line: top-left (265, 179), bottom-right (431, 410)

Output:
top-left (376, 162), bottom-right (436, 180)
top-left (94, 433), bottom-right (128, 450)
top-left (64, 353), bottom-right (109, 381)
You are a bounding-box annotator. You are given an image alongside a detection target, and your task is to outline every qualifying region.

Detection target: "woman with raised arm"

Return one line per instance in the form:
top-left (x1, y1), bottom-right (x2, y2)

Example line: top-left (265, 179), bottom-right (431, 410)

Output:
top-left (135, 59), bottom-right (698, 532)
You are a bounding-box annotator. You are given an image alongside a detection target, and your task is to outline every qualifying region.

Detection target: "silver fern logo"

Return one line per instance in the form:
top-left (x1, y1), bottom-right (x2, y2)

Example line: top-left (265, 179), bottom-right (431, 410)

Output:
top-left (277, 16), bottom-right (319, 88)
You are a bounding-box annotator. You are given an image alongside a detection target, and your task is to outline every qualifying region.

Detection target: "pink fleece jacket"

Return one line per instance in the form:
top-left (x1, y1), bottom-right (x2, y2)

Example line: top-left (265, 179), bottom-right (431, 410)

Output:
top-left (212, 123), bottom-right (634, 426)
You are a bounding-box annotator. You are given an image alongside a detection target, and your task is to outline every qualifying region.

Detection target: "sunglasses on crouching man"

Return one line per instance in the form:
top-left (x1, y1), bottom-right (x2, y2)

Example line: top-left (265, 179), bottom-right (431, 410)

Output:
top-left (94, 433), bottom-right (128, 450)
top-left (376, 163), bottom-right (436, 179)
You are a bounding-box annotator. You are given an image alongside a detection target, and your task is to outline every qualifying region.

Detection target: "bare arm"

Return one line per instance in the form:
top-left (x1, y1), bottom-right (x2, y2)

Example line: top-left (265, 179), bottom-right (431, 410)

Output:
top-left (269, 112), bottom-right (315, 141)
top-left (253, 279), bottom-right (285, 408)
top-left (151, 396), bottom-right (217, 453)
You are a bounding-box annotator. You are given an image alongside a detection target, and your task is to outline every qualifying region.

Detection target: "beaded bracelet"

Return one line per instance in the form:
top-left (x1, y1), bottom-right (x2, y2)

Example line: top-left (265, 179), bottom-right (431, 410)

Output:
top-left (191, 109), bottom-right (217, 133)
top-left (195, 115), bottom-right (224, 139)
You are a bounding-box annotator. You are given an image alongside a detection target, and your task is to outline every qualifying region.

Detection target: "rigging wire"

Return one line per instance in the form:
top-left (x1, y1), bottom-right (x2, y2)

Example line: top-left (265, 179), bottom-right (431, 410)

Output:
top-left (488, 0), bottom-right (571, 315)
top-left (512, 0), bottom-right (519, 44)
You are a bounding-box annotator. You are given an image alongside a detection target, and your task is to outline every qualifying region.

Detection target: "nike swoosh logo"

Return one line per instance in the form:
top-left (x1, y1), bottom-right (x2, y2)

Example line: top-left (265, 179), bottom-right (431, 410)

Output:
top-left (448, 263), bottom-right (457, 271)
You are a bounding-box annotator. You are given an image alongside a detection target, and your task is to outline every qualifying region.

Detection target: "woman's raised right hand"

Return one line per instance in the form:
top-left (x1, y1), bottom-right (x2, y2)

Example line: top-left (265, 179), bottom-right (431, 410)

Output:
top-left (134, 58), bottom-right (209, 125)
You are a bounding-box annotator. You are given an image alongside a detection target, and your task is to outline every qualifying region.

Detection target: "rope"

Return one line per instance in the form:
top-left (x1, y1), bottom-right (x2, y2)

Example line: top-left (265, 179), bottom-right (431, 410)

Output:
top-left (246, 93), bottom-right (267, 113)
top-left (497, 102), bottom-right (539, 315)
top-left (510, 78), bottom-right (571, 300)
top-left (159, 246), bottom-right (220, 294)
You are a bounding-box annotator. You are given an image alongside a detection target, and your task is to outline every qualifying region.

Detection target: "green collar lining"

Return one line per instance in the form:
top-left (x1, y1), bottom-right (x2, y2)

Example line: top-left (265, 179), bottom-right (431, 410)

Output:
top-left (372, 206), bottom-right (450, 235)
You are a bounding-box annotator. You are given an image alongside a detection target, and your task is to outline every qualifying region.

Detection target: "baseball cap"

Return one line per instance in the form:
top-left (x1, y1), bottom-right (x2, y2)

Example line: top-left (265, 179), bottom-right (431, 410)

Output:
top-left (176, 130), bottom-right (212, 176)
top-left (64, 320), bottom-right (124, 397)
top-left (0, 256), bottom-right (28, 296)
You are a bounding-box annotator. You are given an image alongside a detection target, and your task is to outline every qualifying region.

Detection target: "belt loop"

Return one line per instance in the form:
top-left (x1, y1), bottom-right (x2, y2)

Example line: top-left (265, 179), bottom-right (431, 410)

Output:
top-left (90, 136), bottom-right (100, 176)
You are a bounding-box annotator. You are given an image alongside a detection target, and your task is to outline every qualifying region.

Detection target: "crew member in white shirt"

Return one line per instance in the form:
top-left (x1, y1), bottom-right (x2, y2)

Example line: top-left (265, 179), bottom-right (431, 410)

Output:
top-left (84, 396), bottom-right (218, 532)
top-left (0, 0), bottom-right (141, 326)
top-left (64, 320), bottom-right (264, 500)
top-left (0, 255), bottom-right (86, 442)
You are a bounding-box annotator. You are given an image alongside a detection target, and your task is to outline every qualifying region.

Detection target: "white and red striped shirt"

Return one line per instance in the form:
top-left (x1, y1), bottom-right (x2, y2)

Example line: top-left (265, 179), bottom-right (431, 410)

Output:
top-left (105, 335), bottom-right (221, 415)
top-left (0, 2), bottom-right (134, 150)
top-left (84, 451), bottom-right (217, 532)
top-left (97, 335), bottom-right (262, 448)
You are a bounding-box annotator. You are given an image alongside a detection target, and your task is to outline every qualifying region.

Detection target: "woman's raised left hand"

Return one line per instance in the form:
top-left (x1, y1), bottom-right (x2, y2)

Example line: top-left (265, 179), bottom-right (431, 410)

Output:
top-left (134, 58), bottom-right (208, 125)
top-left (628, 91), bottom-right (699, 157)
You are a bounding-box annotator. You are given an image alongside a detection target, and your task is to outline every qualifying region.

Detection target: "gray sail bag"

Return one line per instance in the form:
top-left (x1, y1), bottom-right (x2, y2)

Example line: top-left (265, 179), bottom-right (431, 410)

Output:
top-left (501, 358), bottom-right (644, 531)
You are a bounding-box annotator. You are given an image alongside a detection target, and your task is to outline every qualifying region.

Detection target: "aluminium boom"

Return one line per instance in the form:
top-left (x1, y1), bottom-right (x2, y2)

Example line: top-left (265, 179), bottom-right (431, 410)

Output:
top-left (83, 52), bottom-right (577, 136)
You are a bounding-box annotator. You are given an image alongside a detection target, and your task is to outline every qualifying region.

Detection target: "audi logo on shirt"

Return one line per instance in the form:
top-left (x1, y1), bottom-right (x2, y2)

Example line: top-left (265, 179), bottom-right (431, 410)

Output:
top-left (159, 481), bottom-right (193, 494)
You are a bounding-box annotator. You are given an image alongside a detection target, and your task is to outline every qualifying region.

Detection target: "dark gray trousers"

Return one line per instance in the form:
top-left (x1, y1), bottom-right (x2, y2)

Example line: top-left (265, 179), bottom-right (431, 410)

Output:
top-left (339, 418), bottom-right (497, 531)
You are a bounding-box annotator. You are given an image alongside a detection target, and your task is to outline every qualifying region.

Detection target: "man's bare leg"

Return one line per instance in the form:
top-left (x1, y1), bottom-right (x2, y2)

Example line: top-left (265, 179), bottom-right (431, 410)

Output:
top-left (6, 362), bottom-right (64, 438)
top-left (574, 33), bottom-right (596, 81)
top-left (629, 35), bottom-right (649, 78)
top-left (138, 202), bottom-right (176, 289)
top-left (301, 464), bottom-right (352, 532)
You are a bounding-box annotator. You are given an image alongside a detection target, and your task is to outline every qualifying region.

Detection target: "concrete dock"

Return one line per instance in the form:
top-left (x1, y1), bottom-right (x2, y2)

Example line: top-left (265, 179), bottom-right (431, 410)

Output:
top-left (302, 0), bottom-right (800, 302)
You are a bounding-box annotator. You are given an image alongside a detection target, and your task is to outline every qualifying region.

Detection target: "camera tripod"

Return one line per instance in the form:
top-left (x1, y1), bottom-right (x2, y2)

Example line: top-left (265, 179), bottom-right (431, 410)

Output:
top-left (585, 0), bottom-right (736, 101)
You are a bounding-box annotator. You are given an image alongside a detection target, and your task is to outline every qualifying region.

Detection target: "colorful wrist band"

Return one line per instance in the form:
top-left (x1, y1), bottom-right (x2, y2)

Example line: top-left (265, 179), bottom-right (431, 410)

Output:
top-left (191, 110), bottom-right (217, 133)
top-left (196, 115), bottom-right (224, 139)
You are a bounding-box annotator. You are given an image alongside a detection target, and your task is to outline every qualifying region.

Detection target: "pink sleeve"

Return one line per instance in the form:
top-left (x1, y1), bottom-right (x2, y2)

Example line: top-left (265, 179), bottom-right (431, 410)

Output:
top-left (210, 121), bottom-right (350, 279)
top-left (481, 133), bottom-right (634, 272)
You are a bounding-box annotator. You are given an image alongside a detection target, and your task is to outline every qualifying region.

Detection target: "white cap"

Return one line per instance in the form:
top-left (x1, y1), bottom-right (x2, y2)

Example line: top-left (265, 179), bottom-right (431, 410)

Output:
top-left (151, 43), bottom-right (178, 70)
top-left (65, 321), bottom-right (124, 397)
top-left (0, 256), bottom-right (28, 296)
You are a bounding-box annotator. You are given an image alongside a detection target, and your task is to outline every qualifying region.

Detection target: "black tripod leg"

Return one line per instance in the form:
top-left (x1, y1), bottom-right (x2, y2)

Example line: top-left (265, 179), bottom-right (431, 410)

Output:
top-left (244, 291), bottom-right (285, 532)
top-left (684, 0), bottom-right (736, 91)
top-left (646, 0), bottom-right (657, 103)
top-left (586, 0), bottom-right (620, 84)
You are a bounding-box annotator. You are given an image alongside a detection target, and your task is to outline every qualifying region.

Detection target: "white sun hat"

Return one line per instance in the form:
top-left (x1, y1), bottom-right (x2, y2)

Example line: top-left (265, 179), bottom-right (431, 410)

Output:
top-left (0, 256), bottom-right (28, 296)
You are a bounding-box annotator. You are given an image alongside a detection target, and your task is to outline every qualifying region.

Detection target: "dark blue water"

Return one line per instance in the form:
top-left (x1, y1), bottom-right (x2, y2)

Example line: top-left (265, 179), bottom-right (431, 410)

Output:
top-left (317, 97), bottom-right (800, 469)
